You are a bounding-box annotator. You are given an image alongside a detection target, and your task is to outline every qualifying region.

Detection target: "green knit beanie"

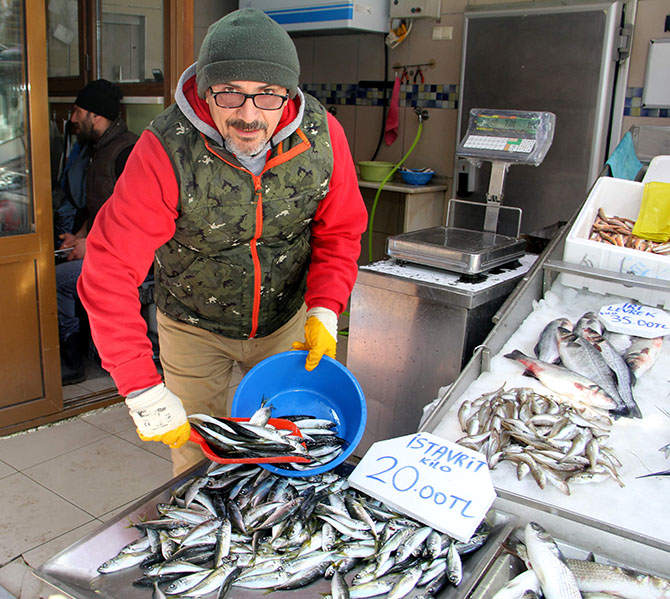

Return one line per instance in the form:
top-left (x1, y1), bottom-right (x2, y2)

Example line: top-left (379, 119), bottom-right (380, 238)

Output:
top-left (196, 8), bottom-right (300, 99)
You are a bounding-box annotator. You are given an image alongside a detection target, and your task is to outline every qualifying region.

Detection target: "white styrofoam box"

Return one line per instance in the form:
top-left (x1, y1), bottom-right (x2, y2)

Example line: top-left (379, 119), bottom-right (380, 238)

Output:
top-left (561, 176), bottom-right (670, 308)
top-left (643, 155), bottom-right (670, 183)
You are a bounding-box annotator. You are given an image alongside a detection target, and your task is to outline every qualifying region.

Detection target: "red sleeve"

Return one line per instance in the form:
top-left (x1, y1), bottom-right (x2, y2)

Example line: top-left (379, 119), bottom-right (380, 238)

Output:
top-left (77, 130), bottom-right (179, 397)
top-left (305, 113), bottom-right (368, 315)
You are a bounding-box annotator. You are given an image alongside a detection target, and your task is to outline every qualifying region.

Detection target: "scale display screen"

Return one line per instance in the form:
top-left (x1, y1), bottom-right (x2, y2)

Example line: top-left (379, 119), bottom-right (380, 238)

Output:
top-left (457, 108), bottom-right (556, 165)
top-left (473, 114), bottom-right (540, 137)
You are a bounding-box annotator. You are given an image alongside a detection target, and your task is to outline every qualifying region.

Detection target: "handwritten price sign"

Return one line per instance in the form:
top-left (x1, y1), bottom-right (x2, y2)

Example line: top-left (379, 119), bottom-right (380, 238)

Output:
top-left (348, 432), bottom-right (495, 541)
top-left (599, 302), bottom-right (670, 338)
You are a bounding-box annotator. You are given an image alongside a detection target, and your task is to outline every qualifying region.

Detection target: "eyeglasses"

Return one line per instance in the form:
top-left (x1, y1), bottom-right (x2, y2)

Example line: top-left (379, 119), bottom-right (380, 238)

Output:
top-left (209, 88), bottom-right (289, 110)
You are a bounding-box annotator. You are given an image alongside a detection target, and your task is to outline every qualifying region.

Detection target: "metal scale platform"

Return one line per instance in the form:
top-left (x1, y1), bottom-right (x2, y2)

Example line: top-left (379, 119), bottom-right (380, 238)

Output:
top-left (387, 108), bottom-right (556, 274)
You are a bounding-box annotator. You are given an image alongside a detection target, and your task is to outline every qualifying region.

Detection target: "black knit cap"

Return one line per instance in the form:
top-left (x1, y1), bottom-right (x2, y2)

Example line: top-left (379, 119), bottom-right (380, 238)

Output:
top-left (196, 8), bottom-right (300, 99)
top-left (74, 79), bottom-right (123, 120)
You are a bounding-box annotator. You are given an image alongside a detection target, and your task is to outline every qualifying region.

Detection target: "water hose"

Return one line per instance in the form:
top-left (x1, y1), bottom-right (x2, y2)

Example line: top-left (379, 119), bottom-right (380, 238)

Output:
top-left (368, 108), bottom-right (428, 262)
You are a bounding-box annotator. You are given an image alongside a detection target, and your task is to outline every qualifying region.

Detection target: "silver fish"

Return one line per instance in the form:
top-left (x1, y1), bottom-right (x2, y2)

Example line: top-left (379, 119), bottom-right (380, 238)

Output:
top-left (178, 560), bottom-right (240, 597)
top-left (97, 548), bottom-right (154, 574)
top-left (524, 522), bottom-right (581, 599)
top-left (556, 327), bottom-right (626, 415)
top-left (624, 335), bottom-right (663, 381)
top-left (387, 564), bottom-right (423, 599)
top-left (566, 558), bottom-right (670, 599)
top-left (331, 567), bottom-right (351, 599)
top-left (163, 568), bottom-right (213, 595)
top-left (348, 579), bottom-right (396, 598)
top-left (504, 350), bottom-right (619, 411)
top-left (490, 569), bottom-right (542, 599)
top-left (535, 317), bottom-right (573, 364)
top-left (446, 540), bottom-right (463, 585)
top-left (574, 311), bottom-right (603, 337)
top-left (580, 327), bottom-right (642, 418)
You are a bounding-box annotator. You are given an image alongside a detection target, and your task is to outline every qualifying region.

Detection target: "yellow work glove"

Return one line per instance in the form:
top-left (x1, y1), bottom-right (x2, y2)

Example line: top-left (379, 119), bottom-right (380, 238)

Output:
top-left (292, 307), bottom-right (338, 371)
top-left (125, 383), bottom-right (191, 448)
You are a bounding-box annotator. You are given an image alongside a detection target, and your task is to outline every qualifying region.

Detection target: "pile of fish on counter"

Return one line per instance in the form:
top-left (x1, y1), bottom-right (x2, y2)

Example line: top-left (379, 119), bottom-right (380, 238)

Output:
top-left (455, 310), bottom-right (666, 494)
top-left (490, 521), bottom-right (670, 599)
top-left (96, 461), bottom-right (496, 598)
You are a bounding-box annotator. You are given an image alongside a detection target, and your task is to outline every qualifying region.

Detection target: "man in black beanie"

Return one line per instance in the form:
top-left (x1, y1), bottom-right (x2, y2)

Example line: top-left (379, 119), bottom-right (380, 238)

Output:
top-left (78, 9), bottom-right (367, 474)
top-left (56, 79), bottom-right (138, 384)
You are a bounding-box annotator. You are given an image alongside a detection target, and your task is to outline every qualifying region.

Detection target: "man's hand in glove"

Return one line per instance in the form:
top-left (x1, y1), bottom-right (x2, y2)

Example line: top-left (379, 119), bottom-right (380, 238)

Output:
top-left (125, 383), bottom-right (191, 448)
top-left (292, 307), bottom-right (338, 371)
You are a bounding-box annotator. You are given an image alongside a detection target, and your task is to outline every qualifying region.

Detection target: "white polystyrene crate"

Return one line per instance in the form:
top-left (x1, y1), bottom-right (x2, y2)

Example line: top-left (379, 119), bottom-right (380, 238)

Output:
top-left (643, 155), bottom-right (670, 183)
top-left (561, 176), bottom-right (670, 308)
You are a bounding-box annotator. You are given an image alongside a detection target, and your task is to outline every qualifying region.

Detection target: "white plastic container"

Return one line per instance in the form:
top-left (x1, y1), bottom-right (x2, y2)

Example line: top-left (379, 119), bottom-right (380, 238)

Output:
top-left (561, 176), bottom-right (670, 307)
top-left (643, 155), bottom-right (670, 183)
top-left (238, 1), bottom-right (389, 33)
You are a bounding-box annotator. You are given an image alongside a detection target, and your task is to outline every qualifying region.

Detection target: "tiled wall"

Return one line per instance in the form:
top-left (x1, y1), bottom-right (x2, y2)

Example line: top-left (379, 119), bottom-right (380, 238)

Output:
top-left (302, 83), bottom-right (460, 110)
top-left (625, 87), bottom-right (670, 118)
top-left (292, 0), bottom-right (670, 183)
top-left (304, 82), bottom-right (670, 118)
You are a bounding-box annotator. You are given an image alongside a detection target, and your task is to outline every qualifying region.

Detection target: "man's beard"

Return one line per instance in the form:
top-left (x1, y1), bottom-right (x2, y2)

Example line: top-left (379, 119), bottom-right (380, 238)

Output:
top-left (223, 119), bottom-right (268, 157)
top-left (75, 121), bottom-right (96, 145)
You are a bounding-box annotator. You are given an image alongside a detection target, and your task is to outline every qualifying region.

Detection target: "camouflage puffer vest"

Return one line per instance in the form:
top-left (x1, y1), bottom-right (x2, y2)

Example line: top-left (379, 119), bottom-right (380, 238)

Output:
top-left (149, 95), bottom-right (333, 339)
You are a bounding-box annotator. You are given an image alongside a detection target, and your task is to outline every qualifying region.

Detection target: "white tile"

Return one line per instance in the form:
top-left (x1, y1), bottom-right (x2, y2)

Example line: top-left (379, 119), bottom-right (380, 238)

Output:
top-left (78, 375), bottom-right (116, 394)
top-left (22, 520), bottom-right (101, 570)
top-left (80, 403), bottom-right (132, 434)
top-left (23, 436), bottom-right (173, 518)
top-left (0, 419), bottom-right (109, 471)
top-left (0, 460), bottom-right (16, 479)
top-left (0, 473), bottom-right (91, 564)
top-left (115, 427), bottom-right (172, 461)
top-left (18, 571), bottom-right (59, 599)
top-left (0, 556), bottom-right (29, 597)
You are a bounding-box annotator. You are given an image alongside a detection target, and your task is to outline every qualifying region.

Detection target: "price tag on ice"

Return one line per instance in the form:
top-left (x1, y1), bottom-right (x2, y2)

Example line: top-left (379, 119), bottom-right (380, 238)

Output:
top-left (348, 432), bottom-right (495, 542)
top-left (599, 302), bottom-right (670, 338)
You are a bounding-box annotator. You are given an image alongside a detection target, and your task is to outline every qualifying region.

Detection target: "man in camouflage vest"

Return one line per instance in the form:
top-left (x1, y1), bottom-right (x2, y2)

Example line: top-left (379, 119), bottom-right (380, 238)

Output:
top-left (79, 8), bottom-right (367, 474)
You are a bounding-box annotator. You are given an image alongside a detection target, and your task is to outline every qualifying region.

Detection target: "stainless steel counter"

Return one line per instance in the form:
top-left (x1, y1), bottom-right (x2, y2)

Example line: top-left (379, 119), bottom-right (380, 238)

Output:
top-left (347, 255), bottom-right (536, 457)
top-left (35, 463), bottom-right (518, 599)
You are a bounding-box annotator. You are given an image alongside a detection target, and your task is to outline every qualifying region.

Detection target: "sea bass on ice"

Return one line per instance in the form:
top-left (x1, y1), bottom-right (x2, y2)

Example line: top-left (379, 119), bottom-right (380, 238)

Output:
top-left (535, 318), bottom-right (573, 364)
top-left (555, 327), bottom-right (628, 416)
top-left (580, 327), bottom-right (642, 418)
top-left (504, 350), bottom-right (619, 412)
top-left (624, 335), bottom-right (664, 381)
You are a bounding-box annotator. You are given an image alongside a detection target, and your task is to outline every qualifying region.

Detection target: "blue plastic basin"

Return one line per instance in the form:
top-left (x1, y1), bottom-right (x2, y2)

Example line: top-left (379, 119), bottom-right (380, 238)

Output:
top-left (232, 351), bottom-right (367, 477)
top-left (400, 168), bottom-right (434, 185)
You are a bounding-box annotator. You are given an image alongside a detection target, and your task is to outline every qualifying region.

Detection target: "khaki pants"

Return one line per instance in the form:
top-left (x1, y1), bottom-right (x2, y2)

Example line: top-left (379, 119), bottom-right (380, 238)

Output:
top-left (157, 306), bottom-right (307, 476)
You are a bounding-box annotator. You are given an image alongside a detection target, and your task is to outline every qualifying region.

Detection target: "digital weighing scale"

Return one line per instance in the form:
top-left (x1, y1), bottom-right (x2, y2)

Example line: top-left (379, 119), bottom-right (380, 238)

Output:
top-left (387, 108), bottom-right (556, 274)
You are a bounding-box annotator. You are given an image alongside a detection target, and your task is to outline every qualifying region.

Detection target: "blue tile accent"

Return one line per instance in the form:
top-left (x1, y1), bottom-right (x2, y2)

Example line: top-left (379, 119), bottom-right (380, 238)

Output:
top-left (301, 83), bottom-right (461, 110)
top-left (303, 84), bottom-right (669, 118)
top-left (623, 86), bottom-right (670, 118)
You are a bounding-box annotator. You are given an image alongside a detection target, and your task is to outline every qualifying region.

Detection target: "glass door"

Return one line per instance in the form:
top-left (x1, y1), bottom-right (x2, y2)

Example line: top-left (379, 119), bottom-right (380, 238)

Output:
top-left (0, 0), bottom-right (63, 432)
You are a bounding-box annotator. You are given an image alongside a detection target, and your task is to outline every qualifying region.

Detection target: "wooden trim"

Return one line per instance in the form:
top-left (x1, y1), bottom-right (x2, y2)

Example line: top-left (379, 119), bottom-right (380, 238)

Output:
top-left (27, 0), bottom-right (63, 411)
top-left (84, 0), bottom-right (95, 82)
top-left (0, 395), bottom-right (123, 438)
top-left (165, 0), bottom-right (194, 106)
